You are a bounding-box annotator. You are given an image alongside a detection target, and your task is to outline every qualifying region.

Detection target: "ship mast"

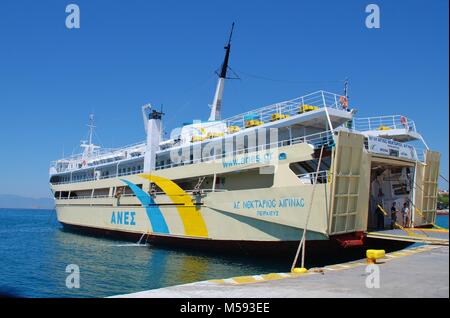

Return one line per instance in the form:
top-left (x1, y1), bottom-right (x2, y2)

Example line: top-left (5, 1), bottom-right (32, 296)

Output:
top-left (88, 114), bottom-right (95, 148)
top-left (81, 114), bottom-right (99, 158)
top-left (208, 22), bottom-right (235, 121)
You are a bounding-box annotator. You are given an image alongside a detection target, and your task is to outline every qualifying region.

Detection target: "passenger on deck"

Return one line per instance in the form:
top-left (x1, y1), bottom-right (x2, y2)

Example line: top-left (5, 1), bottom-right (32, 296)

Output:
top-left (390, 202), bottom-right (398, 229)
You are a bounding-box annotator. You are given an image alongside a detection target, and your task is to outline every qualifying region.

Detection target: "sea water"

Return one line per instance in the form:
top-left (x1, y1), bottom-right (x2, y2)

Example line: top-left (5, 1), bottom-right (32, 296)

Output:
top-left (0, 209), bottom-right (447, 298)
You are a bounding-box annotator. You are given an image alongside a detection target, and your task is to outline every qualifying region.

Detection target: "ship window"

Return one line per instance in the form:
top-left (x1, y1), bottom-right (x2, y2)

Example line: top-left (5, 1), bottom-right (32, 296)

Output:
top-left (244, 135), bottom-right (249, 153)
top-left (60, 191), bottom-right (69, 198)
top-left (50, 175), bottom-right (60, 184)
top-left (289, 158), bottom-right (331, 175)
top-left (93, 188), bottom-right (109, 197)
top-left (117, 186), bottom-right (133, 196)
top-left (289, 158), bottom-right (332, 184)
top-left (216, 168), bottom-right (274, 190)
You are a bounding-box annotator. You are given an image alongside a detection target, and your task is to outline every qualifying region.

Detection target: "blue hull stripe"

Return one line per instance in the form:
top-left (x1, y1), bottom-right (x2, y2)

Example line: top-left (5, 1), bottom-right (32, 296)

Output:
top-left (120, 179), bottom-right (169, 234)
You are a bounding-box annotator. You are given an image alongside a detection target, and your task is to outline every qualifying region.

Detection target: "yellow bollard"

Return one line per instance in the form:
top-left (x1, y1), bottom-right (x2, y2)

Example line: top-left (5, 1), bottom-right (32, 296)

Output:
top-left (292, 267), bottom-right (308, 274)
top-left (366, 249), bottom-right (385, 264)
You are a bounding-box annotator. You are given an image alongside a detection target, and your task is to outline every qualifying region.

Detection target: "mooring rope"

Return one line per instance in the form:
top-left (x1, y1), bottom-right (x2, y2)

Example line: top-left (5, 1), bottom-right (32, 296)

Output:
top-left (137, 232), bottom-right (147, 245)
top-left (291, 144), bottom-right (325, 272)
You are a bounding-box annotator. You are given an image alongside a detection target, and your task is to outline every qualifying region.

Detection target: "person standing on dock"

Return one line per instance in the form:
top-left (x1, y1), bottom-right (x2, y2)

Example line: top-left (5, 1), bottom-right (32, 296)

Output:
top-left (390, 202), bottom-right (398, 229)
top-left (402, 202), bottom-right (411, 228)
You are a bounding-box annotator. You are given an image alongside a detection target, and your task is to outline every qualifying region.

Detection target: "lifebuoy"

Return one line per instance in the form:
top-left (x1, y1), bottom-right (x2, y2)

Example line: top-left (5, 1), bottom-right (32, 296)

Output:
top-left (400, 116), bottom-right (409, 130)
top-left (339, 95), bottom-right (349, 109)
top-left (400, 116), bottom-right (406, 124)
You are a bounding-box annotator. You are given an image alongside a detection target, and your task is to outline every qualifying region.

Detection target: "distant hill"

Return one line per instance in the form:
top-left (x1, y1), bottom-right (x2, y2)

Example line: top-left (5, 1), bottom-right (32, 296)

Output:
top-left (0, 194), bottom-right (54, 210)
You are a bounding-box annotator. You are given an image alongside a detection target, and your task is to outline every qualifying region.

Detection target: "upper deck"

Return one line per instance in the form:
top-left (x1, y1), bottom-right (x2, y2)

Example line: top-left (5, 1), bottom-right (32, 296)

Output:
top-left (351, 115), bottom-right (423, 143)
top-left (50, 91), bottom-right (349, 174)
top-left (49, 90), bottom-right (428, 184)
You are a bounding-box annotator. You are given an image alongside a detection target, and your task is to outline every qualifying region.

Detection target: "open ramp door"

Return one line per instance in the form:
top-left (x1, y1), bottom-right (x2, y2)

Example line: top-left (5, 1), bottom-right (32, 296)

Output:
top-left (414, 150), bottom-right (441, 226)
top-left (329, 131), bottom-right (369, 235)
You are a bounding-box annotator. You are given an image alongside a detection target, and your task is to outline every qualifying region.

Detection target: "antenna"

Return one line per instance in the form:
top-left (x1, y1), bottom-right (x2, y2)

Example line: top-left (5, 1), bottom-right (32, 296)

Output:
top-left (219, 22), bottom-right (235, 79)
top-left (344, 78), bottom-right (349, 99)
top-left (80, 113), bottom-right (99, 158)
top-left (209, 22), bottom-right (237, 121)
top-left (87, 114), bottom-right (96, 146)
top-left (227, 22), bottom-right (235, 46)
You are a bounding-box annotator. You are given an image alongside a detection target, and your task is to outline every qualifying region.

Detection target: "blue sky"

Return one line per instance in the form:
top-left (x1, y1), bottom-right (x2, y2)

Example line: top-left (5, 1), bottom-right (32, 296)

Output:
top-left (0, 0), bottom-right (448, 198)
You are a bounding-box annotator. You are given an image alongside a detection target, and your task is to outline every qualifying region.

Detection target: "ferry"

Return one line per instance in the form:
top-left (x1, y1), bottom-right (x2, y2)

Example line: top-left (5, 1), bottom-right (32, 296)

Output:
top-left (49, 25), bottom-right (441, 254)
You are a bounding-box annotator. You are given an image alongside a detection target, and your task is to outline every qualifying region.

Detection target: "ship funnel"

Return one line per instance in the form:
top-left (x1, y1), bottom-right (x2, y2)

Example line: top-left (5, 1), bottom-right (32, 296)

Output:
top-left (142, 103), bottom-right (164, 172)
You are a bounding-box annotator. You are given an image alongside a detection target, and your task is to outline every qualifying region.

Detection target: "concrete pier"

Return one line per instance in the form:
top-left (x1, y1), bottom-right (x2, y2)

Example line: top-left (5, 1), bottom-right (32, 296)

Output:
top-left (114, 244), bottom-right (449, 298)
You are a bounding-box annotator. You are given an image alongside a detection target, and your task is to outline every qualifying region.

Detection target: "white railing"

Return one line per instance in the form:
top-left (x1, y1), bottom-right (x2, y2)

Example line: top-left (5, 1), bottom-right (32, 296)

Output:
top-left (416, 148), bottom-right (426, 162)
top-left (52, 169), bottom-right (144, 185)
top-left (50, 91), bottom-right (344, 176)
top-left (53, 130), bottom-right (332, 183)
top-left (351, 115), bottom-right (416, 133)
top-left (155, 130), bottom-right (334, 170)
top-left (52, 130), bottom-right (333, 177)
top-left (224, 90), bottom-right (344, 129)
top-left (297, 170), bottom-right (330, 184)
top-left (56, 188), bottom-right (228, 200)
top-left (50, 141), bottom-right (146, 174)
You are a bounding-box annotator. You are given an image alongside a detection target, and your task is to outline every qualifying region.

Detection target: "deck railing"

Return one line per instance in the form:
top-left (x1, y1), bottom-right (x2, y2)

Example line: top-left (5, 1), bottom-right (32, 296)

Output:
top-left (50, 141), bottom-right (146, 174)
top-left (55, 188), bottom-right (228, 200)
top-left (50, 91), bottom-right (345, 175)
top-left (297, 170), bottom-right (330, 184)
top-left (52, 169), bottom-right (144, 185)
top-left (224, 90), bottom-right (344, 129)
top-left (351, 115), bottom-right (416, 132)
top-left (155, 130), bottom-right (334, 170)
top-left (51, 130), bottom-right (334, 185)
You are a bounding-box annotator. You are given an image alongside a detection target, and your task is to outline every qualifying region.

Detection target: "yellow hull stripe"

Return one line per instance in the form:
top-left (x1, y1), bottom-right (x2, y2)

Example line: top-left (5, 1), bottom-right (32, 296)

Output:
top-left (139, 174), bottom-right (208, 238)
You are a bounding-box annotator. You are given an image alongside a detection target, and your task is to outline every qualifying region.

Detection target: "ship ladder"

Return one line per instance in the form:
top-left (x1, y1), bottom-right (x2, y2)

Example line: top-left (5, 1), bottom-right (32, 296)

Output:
top-left (194, 176), bottom-right (206, 191)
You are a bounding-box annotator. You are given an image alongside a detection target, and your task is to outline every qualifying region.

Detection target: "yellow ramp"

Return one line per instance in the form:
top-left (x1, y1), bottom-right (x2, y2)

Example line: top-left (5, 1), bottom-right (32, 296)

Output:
top-left (366, 229), bottom-right (448, 245)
